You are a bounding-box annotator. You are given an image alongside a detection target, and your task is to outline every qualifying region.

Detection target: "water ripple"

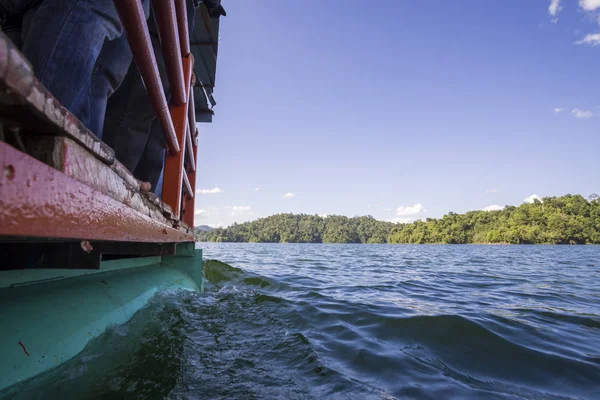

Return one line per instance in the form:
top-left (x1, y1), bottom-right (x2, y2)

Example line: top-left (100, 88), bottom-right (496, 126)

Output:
top-left (5, 244), bottom-right (599, 399)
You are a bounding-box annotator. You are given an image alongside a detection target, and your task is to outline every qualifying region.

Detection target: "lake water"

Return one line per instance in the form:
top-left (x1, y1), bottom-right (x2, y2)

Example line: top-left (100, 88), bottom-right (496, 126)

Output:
top-left (7, 244), bottom-right (600, 399)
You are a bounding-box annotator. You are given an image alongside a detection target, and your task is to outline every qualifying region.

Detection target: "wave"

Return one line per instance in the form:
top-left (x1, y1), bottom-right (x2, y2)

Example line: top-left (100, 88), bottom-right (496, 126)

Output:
top-left (202, 259), bottom-right (600, 399)
top-left (10, 255), bottom-right (598, 400)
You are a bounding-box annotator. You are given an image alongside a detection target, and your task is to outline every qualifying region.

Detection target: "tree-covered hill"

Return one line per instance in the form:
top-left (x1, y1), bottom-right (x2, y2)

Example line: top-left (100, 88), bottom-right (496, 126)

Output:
top-left (197, 194), bottom-right (600, 244)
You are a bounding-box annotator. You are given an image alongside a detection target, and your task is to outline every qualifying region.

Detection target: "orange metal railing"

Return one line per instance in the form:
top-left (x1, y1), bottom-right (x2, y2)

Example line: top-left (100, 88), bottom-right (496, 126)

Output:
top-left (113, 0), bottom-right (198, 228)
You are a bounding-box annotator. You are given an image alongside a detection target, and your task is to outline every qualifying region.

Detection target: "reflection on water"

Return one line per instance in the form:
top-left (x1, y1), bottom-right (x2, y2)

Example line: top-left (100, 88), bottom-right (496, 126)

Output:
top-left (4, 244), bottom-right (600, 399)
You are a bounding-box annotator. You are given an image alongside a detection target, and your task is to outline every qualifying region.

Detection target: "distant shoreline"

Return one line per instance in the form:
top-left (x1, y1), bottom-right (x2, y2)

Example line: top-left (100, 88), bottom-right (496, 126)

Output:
top-left (195, 194), bottom-right (600, 245)
top-left (196, 241), bottom-right (596, 245)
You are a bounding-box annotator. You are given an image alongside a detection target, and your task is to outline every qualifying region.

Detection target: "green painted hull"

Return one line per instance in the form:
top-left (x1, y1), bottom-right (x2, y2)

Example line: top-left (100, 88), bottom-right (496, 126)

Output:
top-left (0, 244), bottom-right (203, 391)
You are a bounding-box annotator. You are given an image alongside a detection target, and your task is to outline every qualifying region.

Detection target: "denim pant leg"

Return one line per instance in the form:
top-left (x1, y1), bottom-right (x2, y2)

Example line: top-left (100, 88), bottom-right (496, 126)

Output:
top-left (2, 21), bottom-right (22, 47)
top-left (88, 35), bottom-right (132, 138)
top-left (154, 160), bottom-right (164, 197)
top-left (133, 119), bottom-right (166, 194)
top-left (21, 0), bottom-right (124, 137)
top-left (102, 62), bottom-right (156, 173)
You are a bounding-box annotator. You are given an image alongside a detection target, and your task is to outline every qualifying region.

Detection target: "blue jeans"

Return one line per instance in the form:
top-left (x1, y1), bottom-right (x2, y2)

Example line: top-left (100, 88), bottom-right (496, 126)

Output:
top-left (21, 0), bottom-right (147, 138)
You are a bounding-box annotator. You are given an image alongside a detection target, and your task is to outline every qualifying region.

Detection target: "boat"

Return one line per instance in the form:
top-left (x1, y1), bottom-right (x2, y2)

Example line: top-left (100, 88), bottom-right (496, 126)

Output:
top-left (0, 0), bottom-right (221, 391)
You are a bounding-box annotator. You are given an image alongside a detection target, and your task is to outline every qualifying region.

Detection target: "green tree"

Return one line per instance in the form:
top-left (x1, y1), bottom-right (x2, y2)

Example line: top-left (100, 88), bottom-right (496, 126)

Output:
top-left (196, 193), bottom-right (600, 245)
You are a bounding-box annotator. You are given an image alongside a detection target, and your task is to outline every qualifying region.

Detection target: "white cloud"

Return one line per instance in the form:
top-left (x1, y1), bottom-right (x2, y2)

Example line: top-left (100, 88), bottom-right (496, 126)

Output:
top-left (208, 223), bottom-right (226, 229)
top-left (553, 107), bottom-right (565, 113)
top-left (579, 0), bottom-right (600, 11)
top-left (575, 32), bottom-right (600, 46)
top-left (486, 188), bottom-right (498, 194)
top-left (524, 194), bottom-right (542, 204)
top-left (383, 207), bottom-right (393, 212)
top-left (574, 1), bottom-right (600, 42)
top-left (482, 204), bottom-right (503, 212)
top-left (396, 203), bottom-right (425, 216)
top-left (387, 217), bottom-right (416, 224)
top-left (282, 192), bottom-right (296, 199)
top-left (227, 205), bottom-right (253, 217)
top-left (571, 108), bottom-right (594, 119)
top-left (254, 188), bottom-right (260, 191)
top-left (318, 214), bottom-right (329, 218)
top-left (196, 187), bottom-right (223, 195)
top-left (549, 0), bottom-right (563, 17)
top-left (194, 209), bottom-right (209, 224)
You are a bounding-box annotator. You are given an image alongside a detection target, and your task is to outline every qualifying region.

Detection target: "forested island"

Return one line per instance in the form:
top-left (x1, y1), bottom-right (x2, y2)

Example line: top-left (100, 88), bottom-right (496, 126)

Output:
top-left (196, 194), bottom-right (600, 244)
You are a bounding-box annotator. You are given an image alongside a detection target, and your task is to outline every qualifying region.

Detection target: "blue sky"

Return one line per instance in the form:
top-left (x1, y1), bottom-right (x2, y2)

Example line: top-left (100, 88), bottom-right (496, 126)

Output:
top-left (194, 0), bottom-right (600, 227)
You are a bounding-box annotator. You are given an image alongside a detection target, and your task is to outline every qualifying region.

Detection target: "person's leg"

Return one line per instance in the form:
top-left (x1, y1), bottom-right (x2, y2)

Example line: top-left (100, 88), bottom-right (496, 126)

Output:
top-left (154, 162), bottom-right (164, 197)
top-left (102, 61), bottom-right (155, 172)
top-left (1, 0), bottom-right (43, 47)
top-left (105, 0), bottom-right (196, 192)
top-left (21, 0), bottom-right (124, 136)
top-left (88, 35), bottom-right (132, 137)
top-left (133, 119), bottom-right (166, 194)
top-left (104, 10), bottom-right (169, 187)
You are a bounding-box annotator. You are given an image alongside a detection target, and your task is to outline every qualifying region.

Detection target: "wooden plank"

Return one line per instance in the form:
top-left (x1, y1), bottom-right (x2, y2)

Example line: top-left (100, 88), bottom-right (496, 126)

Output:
top-left (0, 142), bottom-right (193, 242)
top-left (25, 136), bottom-right (169, 224)
top-left (0, 32), bottom-right (115, 165)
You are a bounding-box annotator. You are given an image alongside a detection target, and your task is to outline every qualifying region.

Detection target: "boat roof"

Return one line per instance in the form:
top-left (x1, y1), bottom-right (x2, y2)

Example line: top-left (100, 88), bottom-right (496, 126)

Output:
top-left (191, 6), bottom-right (220, 123)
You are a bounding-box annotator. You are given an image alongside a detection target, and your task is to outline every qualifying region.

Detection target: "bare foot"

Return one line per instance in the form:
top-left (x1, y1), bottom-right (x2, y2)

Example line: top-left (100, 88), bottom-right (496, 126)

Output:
top-left (139, 181), bottom-right (151, 192)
